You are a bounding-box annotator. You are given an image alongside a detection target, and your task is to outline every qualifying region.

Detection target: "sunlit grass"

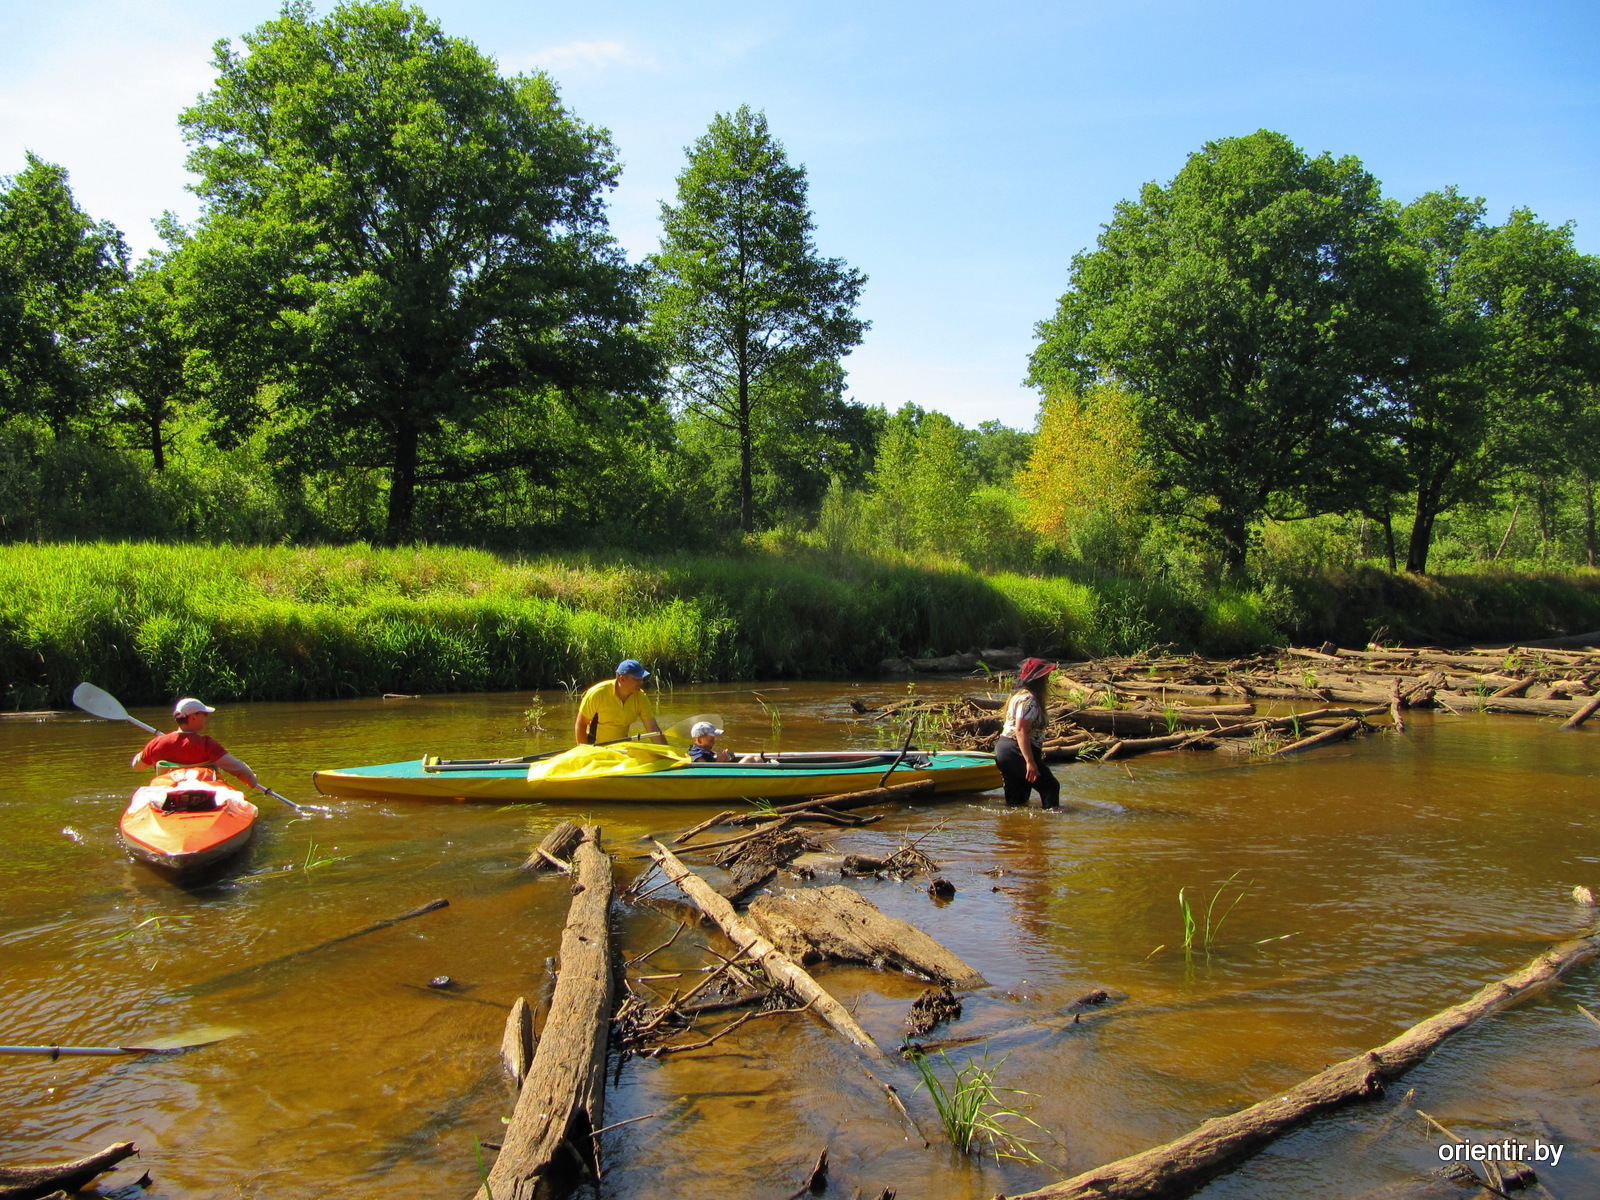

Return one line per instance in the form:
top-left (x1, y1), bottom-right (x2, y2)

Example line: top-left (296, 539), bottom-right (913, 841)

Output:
top-left (907, 1046), bottom-right (1046, 1163)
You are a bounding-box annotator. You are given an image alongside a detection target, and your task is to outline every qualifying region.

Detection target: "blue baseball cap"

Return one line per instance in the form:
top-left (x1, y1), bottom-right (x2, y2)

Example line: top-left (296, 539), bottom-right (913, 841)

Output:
top-left (616, 659), bottom-right (650, 679)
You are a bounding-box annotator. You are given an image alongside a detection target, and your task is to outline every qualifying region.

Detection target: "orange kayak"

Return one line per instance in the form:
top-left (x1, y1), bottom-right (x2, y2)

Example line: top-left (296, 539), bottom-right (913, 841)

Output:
top-left (120, 768), bottom-right (258, 876)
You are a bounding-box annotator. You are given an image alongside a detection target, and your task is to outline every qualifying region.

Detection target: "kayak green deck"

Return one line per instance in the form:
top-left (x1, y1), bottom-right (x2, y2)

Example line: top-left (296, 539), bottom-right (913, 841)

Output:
top-left (311, 750), bottom-right (1001, 803)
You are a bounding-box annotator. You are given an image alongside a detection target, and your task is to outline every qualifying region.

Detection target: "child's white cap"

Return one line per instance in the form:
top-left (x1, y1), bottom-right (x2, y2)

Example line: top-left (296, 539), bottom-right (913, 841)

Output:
top-left (690, 721), bottom-right (723, 738)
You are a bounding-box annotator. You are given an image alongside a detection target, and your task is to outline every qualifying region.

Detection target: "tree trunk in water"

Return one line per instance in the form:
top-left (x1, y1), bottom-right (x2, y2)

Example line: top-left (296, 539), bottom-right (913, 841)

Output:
top-left (385, 424), bottom-right (420, 545)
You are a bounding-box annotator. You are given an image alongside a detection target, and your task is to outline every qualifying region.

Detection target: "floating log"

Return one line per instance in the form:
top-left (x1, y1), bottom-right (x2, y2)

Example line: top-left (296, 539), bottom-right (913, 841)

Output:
top-left (0, 1142), bottom-right (137, 1200)
top-left (1562, 695), bottom-right (1600, 731)
top-left (1478, 696), bottom-right (1589, 717)
top-left (480, 827), bottom-right (613, 1200)
top-left (500, 996), bottom-right (534, 1084)
top-left (746, 885), bottom-right (987, 988)
top-left (648, 842), bottom-right (885, 1059)
top-left (522, 821), bottom-right (582, 872)
top-left (1002, 927), bottom-right (1600, 1200)
top-left (184, 898), bottom-right (449, 996)
top-left (1272, 719), bottom-right (1360, 757)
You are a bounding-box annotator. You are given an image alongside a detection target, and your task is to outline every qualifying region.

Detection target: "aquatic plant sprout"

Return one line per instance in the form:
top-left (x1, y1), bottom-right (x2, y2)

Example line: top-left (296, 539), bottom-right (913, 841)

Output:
top-left (907, 1047), bottom-right (1046, 1163)
top-left (1180, 870), bottom-right (1250, 954)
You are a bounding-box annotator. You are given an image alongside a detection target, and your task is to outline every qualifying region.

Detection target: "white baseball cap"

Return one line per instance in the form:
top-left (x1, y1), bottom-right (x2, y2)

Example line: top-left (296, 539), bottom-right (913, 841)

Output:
top-left (689, 721), bottom-right (723, 738)
top-left (174, 698), bottom-right (216, 717)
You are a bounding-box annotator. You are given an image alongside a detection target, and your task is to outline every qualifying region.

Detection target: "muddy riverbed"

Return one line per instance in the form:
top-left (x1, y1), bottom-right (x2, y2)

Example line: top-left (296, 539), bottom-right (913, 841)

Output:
top-left (3, 680), bottom-right (1598, 1198)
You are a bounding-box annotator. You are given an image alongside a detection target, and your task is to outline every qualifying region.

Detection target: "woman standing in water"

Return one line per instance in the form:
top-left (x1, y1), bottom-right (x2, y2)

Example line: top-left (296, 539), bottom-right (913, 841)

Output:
top-left (995, 657), bottom-right (1060, 808)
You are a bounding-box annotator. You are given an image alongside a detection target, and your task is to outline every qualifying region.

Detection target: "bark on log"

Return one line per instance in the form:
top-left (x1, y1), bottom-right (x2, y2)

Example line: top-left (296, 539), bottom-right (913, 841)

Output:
top-left (1003, 927), bottom-right (1600, 1200)
top-left (480, 827), bottom-right (613, 1200)
top-left (648, 842), bottom-right (886, 1060)
top-left (1272, 719), bottom-right (1360, 757)
top-left (500, 996), bottom-right (534, 1084)
top-left (1100, 732), bottom-right (1210, 760)
top-left (0, 1142), bottom-right (137, 1200)
top-left (745, 885), bottom-right (987, 988)
top-left (1490, 677), bottom-right (1534, 698)
top-left (1561, 694), bottom-right (1600, 731)
top-left (522, 821), bottom-right (583, 872)
top-left (1479, 696), bottom-right (1588, 717)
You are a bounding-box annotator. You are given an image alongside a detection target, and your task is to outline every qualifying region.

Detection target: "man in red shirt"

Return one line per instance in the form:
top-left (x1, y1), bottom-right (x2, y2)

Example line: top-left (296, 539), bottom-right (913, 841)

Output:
top-left (131, 697), bottom-right (260, 790)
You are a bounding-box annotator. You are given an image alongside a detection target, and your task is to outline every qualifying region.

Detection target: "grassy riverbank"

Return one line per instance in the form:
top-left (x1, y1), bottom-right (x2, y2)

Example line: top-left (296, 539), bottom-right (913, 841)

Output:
top-left (2, 543), bottom-right (1598, 708)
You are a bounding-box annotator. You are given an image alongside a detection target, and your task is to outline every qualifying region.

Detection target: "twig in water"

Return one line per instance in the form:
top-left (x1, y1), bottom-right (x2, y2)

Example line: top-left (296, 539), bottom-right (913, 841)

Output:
top-left (590, 1112), bottom-right (660, 1139)
top-left (626, 922), bottom-right (686, 967)
top-left (651, 999), bottom-right (815, 1056)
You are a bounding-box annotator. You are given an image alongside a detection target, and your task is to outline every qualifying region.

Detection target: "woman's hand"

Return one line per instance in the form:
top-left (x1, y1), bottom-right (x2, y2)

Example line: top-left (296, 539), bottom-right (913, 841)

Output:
top-left (1024, 759), bottom-right (1039, 782)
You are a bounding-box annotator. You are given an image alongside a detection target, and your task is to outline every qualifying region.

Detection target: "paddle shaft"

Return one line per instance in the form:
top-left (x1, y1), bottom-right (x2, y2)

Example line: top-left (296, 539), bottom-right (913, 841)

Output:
top-left (74, 682), bottom-right (303, 810)
top-left (1, 1044), bottom-right (190, 1057)
top-left (875, 714), bottom-right (921, 788)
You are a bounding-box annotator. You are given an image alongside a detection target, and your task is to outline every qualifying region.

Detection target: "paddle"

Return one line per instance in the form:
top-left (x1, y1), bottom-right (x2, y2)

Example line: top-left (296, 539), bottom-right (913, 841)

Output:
top-left (1, 1027), bottom-right (238, 1057)
top-left (71, 682), bottom-right (305, 812)
top-left (875, 713), bottom-right (921, 788)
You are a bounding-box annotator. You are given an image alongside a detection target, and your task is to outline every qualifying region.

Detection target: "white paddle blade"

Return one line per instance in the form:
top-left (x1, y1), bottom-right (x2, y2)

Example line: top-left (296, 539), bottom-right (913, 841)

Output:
top-left (664, 713), bottom-right (725, 743)
top-left (72, 683), bottom-right (160, 733)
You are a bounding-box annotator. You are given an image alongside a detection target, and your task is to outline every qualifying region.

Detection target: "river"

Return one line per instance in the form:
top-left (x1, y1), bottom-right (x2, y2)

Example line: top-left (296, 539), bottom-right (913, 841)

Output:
top-left (2, 681), bottom-right (1597, 1198)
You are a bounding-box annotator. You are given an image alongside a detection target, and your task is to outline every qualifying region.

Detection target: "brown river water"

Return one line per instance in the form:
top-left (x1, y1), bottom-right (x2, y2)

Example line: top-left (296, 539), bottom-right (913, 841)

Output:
top-left (3, 681), bottom-right (1598, 1199)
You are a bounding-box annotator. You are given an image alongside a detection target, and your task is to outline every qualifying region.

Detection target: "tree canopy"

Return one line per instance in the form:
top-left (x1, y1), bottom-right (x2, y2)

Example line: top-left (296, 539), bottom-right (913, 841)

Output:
top-left (647, 105), bottom-right (867, 532)
top-left (0, 154), bottom-right (127, 434)
top-left (1030, 129), bottom-right (1427, 574)
top-left (177, 0), bottom-right (655, 540)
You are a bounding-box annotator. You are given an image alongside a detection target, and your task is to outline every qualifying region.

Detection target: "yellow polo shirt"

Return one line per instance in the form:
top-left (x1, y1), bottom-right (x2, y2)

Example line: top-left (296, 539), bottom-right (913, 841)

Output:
top-left (576, 680), bottom-right (654, 744)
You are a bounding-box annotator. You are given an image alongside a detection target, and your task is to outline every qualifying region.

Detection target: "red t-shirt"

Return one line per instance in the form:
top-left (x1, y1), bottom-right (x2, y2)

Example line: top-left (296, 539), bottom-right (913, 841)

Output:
top-left (138, 730), bottom-right (228, 768)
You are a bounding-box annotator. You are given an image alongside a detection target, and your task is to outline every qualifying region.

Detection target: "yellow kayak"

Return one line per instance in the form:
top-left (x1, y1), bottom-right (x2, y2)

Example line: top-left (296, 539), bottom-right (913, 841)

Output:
top-left (311, 743), bottom-right (1000, 803)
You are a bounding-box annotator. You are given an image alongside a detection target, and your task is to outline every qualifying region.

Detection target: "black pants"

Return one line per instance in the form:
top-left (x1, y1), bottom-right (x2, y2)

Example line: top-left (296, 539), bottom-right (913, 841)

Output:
top-left (995, 736), bottom-right (1060, 808)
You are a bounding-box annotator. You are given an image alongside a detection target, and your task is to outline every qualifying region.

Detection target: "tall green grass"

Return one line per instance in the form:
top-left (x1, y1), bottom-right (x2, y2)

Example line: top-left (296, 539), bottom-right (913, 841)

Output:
top-left (2, 543), bottom-right (1597, 708)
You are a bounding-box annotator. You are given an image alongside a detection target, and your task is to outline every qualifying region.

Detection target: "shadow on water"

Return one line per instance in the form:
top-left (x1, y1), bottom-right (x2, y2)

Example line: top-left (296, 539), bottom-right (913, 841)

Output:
top-left (1, 681), bottom-right (1597, 1198)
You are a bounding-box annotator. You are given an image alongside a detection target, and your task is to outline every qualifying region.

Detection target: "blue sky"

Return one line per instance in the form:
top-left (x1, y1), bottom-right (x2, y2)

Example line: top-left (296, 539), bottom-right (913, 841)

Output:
top-left (2, 0), bottom-right (1596, 429)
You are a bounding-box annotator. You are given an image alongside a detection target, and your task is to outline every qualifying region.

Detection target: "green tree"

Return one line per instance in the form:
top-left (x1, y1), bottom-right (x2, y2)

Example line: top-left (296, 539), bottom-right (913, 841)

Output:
top-left (0, 154), bottom-right (127, 434)
top-left (178, 1), bottom-right (654, 541)
top-left (1029, 130), bottom-right (1425, 575)
top-left (648, 105), bottom-right (867, 533)
top-left (99, 254), bottom-right (198, 472)
top-left (1468, 209), bottom-right (1600, 557)
top-left (1380, 188), bottom-right (1493, 574)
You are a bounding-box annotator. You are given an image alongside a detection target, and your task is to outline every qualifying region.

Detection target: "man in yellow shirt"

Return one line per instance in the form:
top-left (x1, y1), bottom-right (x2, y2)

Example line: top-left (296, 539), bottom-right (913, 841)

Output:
top-left (573, 659), bottom-right (666, 746)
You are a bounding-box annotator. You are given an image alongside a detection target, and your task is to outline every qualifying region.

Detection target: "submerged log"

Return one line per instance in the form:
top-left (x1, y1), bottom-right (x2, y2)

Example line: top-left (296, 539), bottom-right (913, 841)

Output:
top-left (480, 827), bottom-right (613, 1200)
top-left (1562, 694), bottom-right (1600, 731)
top-left (1003, 927), bottom-right (1600, 1200)
top-left (500, 996), bottom-right (534, 1084)
top-left (674, 780), bottom-right (937, 844)
top-left (648, 842), bottom-right (885, 1059)
top-left (522, 821), bottom-right (583, 873)
top-left (0, 1142), bottom-right (138, 1200)
top-left (185, 898), bottom-right (449, 997)
top-left (1272, 719), bottom-right (1360, 757)
top-left (746, 886), bottom-right (987, 988)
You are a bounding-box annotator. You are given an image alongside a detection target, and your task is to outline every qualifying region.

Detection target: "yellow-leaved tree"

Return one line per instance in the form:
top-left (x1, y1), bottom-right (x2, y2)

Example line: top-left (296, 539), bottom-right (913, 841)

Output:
top-left (1018, 383), bottom-right (1153, 571)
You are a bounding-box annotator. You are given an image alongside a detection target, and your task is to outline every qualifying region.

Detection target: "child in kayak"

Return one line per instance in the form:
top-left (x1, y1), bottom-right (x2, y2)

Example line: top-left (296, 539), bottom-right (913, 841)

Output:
top-left (131, 698), bottom-right (260, 791)
top-left (687, 722), bottom-right (759, 763)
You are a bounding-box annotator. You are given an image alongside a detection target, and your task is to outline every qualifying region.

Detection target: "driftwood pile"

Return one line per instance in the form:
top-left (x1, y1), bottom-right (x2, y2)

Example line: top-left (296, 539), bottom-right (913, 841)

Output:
top-left (856, 635), bottom-right (1600, 764)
